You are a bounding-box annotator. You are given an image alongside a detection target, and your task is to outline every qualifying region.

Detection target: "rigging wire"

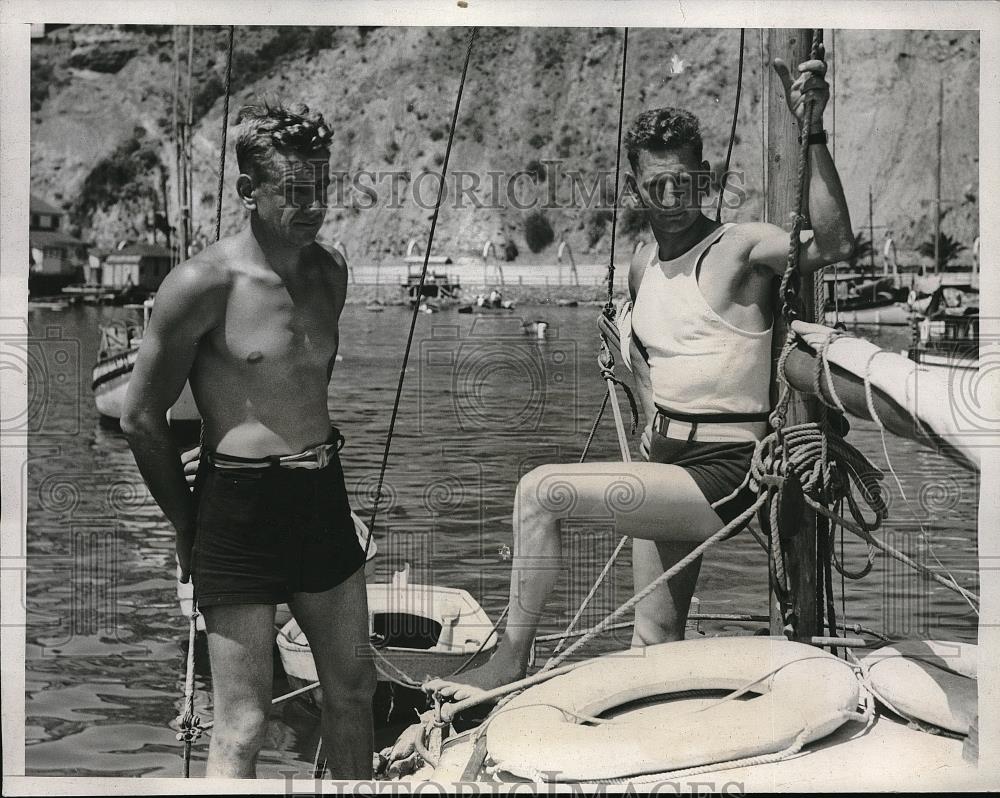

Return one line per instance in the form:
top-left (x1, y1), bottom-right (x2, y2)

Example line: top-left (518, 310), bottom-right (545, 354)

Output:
top-left (717, 28), bottom-right (746, 223)
top-left (363, 27), bottom-right (480, 559)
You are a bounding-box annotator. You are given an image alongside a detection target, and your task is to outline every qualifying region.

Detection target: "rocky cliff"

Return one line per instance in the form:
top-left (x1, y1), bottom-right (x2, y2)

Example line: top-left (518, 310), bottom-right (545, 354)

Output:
top-left (29, 24), bottom-right (979, 263)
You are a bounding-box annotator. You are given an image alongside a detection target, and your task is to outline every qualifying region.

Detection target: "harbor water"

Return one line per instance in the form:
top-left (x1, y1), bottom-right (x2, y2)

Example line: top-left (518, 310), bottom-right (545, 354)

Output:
top-left (22, 303), bottom-right (979, 777)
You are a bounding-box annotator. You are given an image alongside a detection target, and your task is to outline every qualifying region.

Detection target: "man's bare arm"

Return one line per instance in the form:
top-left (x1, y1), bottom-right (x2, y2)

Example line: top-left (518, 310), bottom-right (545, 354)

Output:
top-left (747, 45), bottom-right (854, 275)
top-left (120, 259), bottom-right (224, 581)
top-left (324, 245), bottom-right (349, 381)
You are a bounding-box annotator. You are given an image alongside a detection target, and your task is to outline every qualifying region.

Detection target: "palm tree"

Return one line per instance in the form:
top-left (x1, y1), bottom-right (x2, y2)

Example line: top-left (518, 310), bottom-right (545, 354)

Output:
top-left (847, 231), bottom-right (873, 272)
top-left (918, 233), bottom-right (967, 270)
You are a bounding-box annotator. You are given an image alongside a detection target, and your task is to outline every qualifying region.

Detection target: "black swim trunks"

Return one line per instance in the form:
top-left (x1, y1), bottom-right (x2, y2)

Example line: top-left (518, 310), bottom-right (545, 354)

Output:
top-left (191, 429), bottom-right (367, 608)
top-left (648, 429), bottom-right (757, 526)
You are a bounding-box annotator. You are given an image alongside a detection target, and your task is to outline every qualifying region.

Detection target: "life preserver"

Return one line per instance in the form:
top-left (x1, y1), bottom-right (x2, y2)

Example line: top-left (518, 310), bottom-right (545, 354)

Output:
top-left (485, 637), bottom-right (860, 782)
top-left (861, 640), bottom-right (977, 735)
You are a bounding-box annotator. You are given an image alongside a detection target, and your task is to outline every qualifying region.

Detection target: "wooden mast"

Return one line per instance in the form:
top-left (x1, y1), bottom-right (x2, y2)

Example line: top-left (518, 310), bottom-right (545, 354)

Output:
top-left (766, 28), bottom-right (820, 639)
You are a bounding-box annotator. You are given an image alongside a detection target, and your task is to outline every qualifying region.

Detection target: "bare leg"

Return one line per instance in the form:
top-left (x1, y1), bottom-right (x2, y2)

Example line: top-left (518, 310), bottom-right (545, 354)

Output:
top-left (290, 567), bottom-right (376, 780)
top-left (428, 462), bottom-right (725, 699)
top-left (203, 603), bottom-right (276, 778)
top-left (630, 538), bottom-right (703, 647)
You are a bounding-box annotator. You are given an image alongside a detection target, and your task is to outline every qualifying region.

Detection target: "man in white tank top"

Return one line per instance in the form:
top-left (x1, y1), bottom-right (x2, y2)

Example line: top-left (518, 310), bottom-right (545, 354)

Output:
top-left (427, 45), bottom-right (854, 700)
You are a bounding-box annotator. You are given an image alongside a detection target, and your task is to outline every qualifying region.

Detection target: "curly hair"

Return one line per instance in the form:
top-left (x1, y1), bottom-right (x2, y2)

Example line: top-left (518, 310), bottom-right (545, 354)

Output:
top-left (235, 102), bottom-right (333, 183)
top-left (624, 107), bottom-right (703, 173)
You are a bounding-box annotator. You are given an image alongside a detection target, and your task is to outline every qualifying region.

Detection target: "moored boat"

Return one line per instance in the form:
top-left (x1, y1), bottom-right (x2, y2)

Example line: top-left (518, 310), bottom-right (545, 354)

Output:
top-left (91, 298), bottom-right (199, 426)
top-left (277, 564), bottom-right (498, 700)
top-left (907, 308), bottom-right (978, 371)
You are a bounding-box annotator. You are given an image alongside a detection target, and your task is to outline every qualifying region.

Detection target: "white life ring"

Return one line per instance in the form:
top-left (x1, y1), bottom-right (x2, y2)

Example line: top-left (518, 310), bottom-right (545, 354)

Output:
top-left (485, 637), bottom-right (860, 782)
top-left (861, 640), bottom-right (977, 735)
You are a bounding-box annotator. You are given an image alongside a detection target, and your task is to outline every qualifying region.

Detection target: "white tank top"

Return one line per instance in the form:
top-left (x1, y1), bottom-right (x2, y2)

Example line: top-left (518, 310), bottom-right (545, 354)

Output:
top-left (631, 224), bottom-right (773, 442)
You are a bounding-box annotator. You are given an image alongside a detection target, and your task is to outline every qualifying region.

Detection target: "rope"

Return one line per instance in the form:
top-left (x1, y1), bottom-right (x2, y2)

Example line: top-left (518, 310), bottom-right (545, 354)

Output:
top-left (176, 610), bottom-right (202, 776)
top-left (716, 28), bottom-right (746, 223)
top-left (364, 27), bottom-right (478, 559)
top-left (777, 29), bottom-right (824, 324)
top-left (808, 333), bottom-right (978, 608)
top-left (448, 606), bottom-right (509, 677)
top-left (542, 495), bottom-right (765, 672)
top-left (545, 535), bottom-right (631, 664)
top-left (213, 26), bottom-right (235, 241)
top-left (604, 28), bottom-right (629, 312)
top-left (578, 392), bottom-right (610, 464)
top-left (435, 659), bottom-right (590, 723)
top-left (179, 27), bottom-right (236, 776)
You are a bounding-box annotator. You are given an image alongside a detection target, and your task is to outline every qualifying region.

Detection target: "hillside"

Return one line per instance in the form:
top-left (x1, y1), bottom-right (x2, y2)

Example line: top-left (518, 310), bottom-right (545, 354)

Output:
top-left (29, 25), bottom-right (980, 264)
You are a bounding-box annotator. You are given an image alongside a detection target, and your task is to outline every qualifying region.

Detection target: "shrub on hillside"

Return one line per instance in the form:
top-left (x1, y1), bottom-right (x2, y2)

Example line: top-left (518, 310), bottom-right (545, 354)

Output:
top-left (524, 212), bottom-right (555, 253)
top-left (528, 132), bottom-right (549, 149)
top-left (73, 136), bottom-right (163, 227)
top-left (68, 44), bottom-right (138, 74)
top-left (525, 160), bottom-right (547, 182)
top-left (556, 133), bottom-right (575, 159)
top-left (586, 209), bottom-right (613, 248)
top-left (30, 60), bottom-right (55, 112)
top-left (191, 74), bottom-right (224, 122)
top-left (307, 27), bottom-right (335, 53)
top-left (619, 207), bottom-right (648, 240)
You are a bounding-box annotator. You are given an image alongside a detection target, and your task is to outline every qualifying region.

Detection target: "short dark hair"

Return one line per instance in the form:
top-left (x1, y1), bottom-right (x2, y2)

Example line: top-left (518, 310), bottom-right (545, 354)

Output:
top-left (625, 107), bottom-right (703, 173)
top-left (235, 102), bottom-right (333, 184)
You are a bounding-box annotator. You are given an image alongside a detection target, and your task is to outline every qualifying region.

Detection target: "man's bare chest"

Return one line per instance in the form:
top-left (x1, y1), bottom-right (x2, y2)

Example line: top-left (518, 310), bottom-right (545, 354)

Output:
top-left (214, 276), bottom-right (339, 368)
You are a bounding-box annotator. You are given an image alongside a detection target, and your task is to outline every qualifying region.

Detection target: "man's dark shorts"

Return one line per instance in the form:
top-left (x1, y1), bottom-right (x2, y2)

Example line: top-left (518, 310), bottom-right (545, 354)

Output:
top-left (191, 436), bottom-right (367, 608)
top-left (648, 430), bottom-right (757, 525)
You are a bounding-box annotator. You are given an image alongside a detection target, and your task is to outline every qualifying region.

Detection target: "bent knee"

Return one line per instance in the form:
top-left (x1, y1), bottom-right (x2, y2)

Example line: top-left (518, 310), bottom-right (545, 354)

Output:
top-left (516, 464), bottom-right (577, 519)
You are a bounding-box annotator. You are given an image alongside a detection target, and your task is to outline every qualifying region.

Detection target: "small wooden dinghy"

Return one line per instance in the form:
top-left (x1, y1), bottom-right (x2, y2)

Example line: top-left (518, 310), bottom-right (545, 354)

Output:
top-left (277, 564), bottom-right (498, 701)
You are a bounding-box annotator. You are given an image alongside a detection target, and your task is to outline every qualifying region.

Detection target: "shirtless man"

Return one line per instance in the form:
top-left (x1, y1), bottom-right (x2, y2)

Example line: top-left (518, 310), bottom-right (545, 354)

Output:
top-left (429, 46), bottom-right (852, 698)
top-left (121, 103), bottom-right (375, 778)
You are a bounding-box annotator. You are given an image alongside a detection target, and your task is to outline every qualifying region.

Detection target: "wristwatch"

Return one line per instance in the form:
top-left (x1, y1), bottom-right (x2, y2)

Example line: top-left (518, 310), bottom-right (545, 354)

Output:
top-left (799, 129), bottom-right (828, 146)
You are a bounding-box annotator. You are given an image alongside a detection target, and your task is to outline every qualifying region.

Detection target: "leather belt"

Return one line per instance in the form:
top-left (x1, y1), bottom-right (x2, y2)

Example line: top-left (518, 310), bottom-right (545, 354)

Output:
top-left (653, 405), bottom-right (769, 443)
top-left (206, 430), bottom-right (345, 470)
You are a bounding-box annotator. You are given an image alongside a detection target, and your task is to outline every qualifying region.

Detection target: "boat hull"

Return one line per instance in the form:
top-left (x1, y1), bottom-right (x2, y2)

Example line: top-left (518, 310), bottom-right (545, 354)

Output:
top-left (427, 712), bottom-right (976, 789)
top-left (92, 348), bottom-right (199, 422)
top-left (824, 303), bottom-right (911, 327)
top-left (278, 582), bottom-right (497, 701)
